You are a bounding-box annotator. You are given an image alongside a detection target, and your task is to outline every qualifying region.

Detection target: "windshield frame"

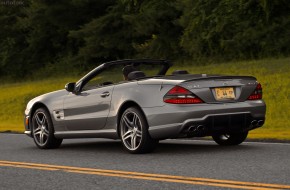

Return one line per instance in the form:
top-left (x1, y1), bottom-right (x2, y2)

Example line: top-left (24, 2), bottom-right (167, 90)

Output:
top-left (75, 59), bottom-right (172, 92)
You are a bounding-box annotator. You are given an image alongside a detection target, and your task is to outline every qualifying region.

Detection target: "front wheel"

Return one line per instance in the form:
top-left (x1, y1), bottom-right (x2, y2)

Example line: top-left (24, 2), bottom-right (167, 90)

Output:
top-left (32, 108), bottom-right (63, 149)
top-left (212, 132), bottom-right (248, 146)
top-left (120, 107), bottom-right (158, 154)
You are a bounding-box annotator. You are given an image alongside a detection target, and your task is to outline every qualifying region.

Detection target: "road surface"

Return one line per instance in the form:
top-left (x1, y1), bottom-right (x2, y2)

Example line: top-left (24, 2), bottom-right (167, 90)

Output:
top-left (0, 133), bottom-right (289, 190)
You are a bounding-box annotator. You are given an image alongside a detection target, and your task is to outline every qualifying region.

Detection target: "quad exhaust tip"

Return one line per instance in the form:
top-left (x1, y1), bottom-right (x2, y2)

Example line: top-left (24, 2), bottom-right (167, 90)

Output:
top-left (251, 120), bottom-right (264, 127)
top-left (188, 125), bottom-right (197, 132)
top-left (188, 120), bottom-right (264, 134)
top-left (257, 120), bottom-right (264, 126)
top-left (197, 125), bottom-right (205, 131)
top-left (188, 125), bottom-right (205, 133)
top-left (251, 120), bottom-right (257, 126)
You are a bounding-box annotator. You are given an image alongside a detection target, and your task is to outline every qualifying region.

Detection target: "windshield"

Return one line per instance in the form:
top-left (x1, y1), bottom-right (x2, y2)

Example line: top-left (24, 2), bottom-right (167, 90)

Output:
top-left (76, 60), bottom-right (171, 91)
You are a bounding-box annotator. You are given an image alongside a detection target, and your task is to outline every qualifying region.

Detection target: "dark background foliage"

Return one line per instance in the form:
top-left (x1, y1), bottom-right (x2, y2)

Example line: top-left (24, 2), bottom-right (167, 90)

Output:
top-left (0, 0), bottom-right (289, 78)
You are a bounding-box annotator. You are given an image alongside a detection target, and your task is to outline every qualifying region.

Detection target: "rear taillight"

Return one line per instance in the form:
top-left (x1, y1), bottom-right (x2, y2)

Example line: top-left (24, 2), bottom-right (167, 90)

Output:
top-left (247, 83), bottom-right (262, 100)
top-left (163, 86), bottom-right (204, 104)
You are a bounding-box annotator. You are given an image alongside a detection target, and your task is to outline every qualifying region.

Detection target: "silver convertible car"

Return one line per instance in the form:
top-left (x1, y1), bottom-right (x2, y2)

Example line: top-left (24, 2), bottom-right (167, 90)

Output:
top-left (24, 59), bottom-right (266, 153)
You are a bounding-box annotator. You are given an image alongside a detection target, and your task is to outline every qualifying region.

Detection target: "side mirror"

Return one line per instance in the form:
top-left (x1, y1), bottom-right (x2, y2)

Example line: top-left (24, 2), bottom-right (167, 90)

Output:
top-left (65, 82), bottom-right (76, 92)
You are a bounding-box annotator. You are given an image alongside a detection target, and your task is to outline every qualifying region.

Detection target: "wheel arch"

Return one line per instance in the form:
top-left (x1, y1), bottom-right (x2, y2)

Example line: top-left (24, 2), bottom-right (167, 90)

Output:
top-left (116, 101), bottom-right (148, 137)
top-left (29, 102), bottom-right (50, 131)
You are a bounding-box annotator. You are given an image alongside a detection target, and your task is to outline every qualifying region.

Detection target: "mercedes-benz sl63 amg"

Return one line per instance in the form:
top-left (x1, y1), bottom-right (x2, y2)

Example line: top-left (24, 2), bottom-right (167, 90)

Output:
top-left (24, 59), bottom-right (266, 153)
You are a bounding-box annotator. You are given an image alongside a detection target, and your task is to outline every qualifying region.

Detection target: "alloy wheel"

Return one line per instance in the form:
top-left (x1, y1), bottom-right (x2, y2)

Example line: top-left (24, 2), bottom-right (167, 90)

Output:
top-left (120, 111), bottom-right (143, 151)
top-left (32, 112), bottom-right (49, 146)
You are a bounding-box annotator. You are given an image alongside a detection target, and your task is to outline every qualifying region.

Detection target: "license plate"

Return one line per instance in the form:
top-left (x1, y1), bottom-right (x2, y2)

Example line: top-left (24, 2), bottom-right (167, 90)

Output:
top-left (215, 87), bottom-right (235, 100)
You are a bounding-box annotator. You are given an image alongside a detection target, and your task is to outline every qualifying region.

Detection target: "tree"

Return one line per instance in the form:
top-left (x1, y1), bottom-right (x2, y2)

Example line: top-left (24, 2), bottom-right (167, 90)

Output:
top-left (70, 0), bottom-right (182, 65)
top-left (0, 3), bottom-right (27, 77)
top-left (20, 0), bottom-right (116, 70)
top-left (179, 0), bottom-right (290, 60)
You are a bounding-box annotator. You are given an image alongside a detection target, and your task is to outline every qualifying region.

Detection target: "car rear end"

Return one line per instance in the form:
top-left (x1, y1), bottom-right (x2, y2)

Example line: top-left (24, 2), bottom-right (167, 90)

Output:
top-left (144, 75), bottom-right (266, 139)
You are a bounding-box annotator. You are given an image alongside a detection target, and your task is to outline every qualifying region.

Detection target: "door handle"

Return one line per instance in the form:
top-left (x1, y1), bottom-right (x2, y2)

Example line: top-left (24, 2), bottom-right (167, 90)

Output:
top-left (100, 92), bottom-right (110, 98)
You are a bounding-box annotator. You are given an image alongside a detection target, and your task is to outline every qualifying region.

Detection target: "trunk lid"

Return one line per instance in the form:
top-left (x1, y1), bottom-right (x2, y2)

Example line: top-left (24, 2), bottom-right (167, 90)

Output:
top-left (178, 75), bottom-right (258, 103)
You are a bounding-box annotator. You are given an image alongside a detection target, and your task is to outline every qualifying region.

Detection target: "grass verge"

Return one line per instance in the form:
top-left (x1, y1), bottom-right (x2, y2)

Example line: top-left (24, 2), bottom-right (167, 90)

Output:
top-left (0, 57), bottom-right (289, 140)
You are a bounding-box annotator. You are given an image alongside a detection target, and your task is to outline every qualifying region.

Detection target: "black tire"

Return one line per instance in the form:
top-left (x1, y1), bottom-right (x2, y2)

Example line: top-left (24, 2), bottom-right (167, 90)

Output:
top-left (212, 131), bottom-right (248, 146)
top-left (120, 107), bottom-right (158, 154)
top-left (32, 108), bottom-right (63, 149)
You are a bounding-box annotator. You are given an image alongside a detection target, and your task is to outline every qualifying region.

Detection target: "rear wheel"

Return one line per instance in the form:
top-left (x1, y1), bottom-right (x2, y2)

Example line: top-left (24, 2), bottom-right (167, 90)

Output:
top-left (120, 107), bottom-right (158, 153)
top-left (212, 132), bottom-right (248, 146)
top-left (32, 108), bottom-right (62, 149)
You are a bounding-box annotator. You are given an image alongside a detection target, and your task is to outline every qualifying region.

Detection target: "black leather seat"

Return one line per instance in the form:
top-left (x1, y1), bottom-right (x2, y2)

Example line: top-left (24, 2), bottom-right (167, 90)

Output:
top-left (127, 71), bottom-right (146, 80)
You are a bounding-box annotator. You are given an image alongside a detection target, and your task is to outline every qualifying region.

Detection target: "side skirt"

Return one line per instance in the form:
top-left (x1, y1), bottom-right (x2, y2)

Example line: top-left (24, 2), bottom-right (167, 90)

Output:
top-left (54, 129), bottom-right (119, 139)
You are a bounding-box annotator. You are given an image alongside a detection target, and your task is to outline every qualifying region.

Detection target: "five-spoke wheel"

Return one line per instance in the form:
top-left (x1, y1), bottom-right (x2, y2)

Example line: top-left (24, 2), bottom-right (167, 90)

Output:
top-left (32, 108), bottom-right (62, 149)
top-left (120, 107), bottom-right (157, 153)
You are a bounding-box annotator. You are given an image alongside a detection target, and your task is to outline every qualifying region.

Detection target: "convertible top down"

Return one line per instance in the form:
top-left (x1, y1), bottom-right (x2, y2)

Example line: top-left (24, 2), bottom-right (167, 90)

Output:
top-left (24, 59), bottom-right (266, 153)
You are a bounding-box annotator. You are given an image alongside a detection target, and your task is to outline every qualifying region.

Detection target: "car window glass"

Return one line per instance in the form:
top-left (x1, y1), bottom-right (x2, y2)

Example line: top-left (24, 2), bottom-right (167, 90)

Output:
top-left (82, 65), bottom-right (124, 91)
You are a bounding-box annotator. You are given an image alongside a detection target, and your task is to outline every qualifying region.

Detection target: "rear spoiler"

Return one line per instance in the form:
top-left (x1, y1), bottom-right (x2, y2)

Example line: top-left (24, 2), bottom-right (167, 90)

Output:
top-left (183, 75), bottom-right (257, 83)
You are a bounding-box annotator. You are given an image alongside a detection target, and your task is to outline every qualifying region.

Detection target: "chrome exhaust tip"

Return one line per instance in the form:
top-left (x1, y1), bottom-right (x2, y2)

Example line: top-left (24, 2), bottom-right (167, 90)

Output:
top-left (187, 125), bottom-right (206, 137)
top-left (197, 125), bottom-right (205, 131)
top-left (257, 120), bottom-right (264, 126)
top-left (251, 120), bottom-right (257, 126)
top-left (188, 126), bottom-right (197, 133)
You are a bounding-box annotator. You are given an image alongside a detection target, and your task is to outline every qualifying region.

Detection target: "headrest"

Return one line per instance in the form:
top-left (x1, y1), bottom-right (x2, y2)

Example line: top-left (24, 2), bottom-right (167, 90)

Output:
top-left (122, 65), bottom-right (137, 76)
top-left (127, 71), bottom-right (146, 80)
top-left (172, 70), bottom-right (189, 75)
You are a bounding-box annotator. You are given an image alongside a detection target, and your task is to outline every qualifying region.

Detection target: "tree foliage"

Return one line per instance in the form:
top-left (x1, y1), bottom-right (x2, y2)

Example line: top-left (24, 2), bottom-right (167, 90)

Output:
top-left (0, 4), bottom-right (27, 77)
top-left (0, 0), bottom-right (289, 78)
top-left (179, 0), bottom-right (290, 60)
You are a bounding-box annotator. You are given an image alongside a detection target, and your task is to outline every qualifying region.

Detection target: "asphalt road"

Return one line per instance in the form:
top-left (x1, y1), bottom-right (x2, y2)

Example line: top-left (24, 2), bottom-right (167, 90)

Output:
top-left (0, 133), bottom-right (290, 190)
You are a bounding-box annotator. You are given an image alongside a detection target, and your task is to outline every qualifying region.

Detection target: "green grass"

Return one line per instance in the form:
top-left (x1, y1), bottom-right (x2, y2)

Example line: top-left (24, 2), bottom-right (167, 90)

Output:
top-left (0, 57), bottom-right (289, 140)
top-left (0, 77), bottom-right (78, 132)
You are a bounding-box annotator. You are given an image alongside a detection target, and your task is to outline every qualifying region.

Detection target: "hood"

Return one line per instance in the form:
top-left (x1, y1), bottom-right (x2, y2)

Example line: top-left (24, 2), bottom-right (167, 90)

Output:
top-left (27, 89), bottom-right (68, 110)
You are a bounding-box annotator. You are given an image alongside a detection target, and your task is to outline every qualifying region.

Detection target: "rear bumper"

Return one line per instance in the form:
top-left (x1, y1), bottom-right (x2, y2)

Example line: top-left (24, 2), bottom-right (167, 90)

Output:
top-left (144, 100), bottom-right (266, 139)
